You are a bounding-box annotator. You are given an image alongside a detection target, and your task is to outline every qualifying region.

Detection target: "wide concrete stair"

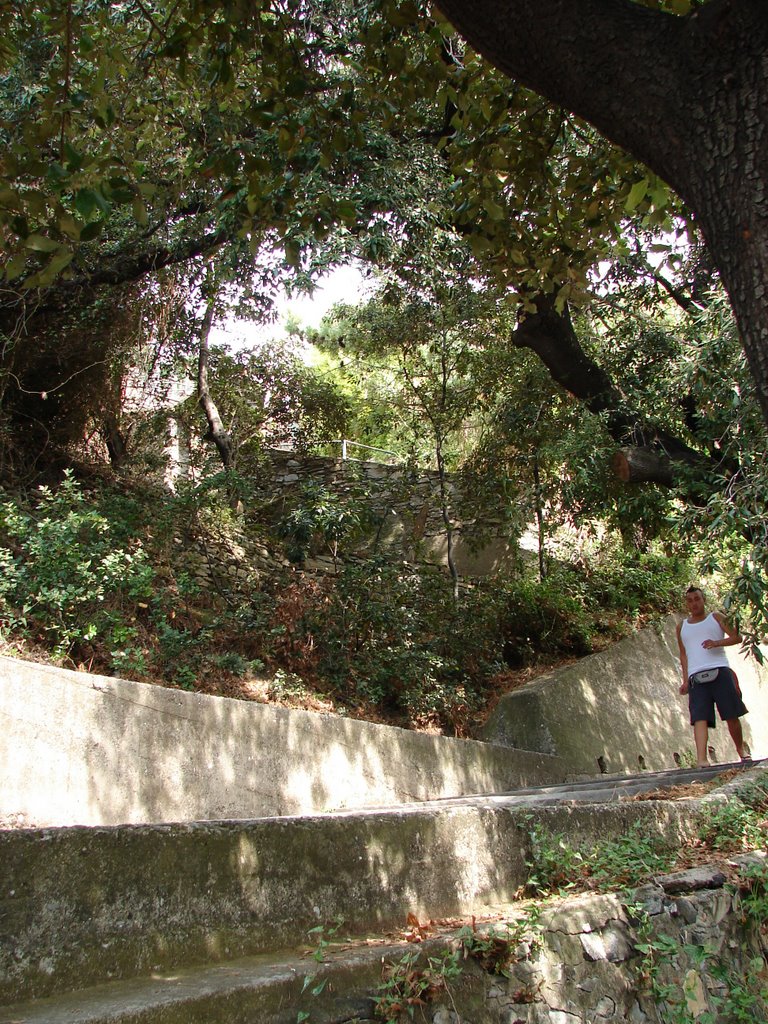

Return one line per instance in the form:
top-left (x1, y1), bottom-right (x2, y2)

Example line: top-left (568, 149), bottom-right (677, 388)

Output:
top-left (2, 762), bottom-right (760, 1024)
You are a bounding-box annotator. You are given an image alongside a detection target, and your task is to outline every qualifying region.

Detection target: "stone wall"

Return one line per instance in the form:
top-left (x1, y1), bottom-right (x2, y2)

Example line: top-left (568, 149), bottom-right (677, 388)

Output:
top-left (175, 449), bottom-right (520, 597)
top-left (261, 449), bottom-right (520, 576)
top-left (356, 854), bottom-right (767, 1024)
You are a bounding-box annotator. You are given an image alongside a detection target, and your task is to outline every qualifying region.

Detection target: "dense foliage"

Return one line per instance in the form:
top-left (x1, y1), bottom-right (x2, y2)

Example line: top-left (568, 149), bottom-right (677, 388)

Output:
top-left (0, 474), bottom-right (688, 732)
top-left (0, 0), bottom-right (766, 724)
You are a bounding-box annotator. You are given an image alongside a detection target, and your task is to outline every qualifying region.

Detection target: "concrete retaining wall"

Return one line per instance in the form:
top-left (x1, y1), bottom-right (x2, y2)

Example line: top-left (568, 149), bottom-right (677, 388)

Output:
top-left (481, 616), bottom-right (768, 774)
top-left (1, 851), bottom-right (763, 1022)
top-left (0, 656), bottom-right (565, 829)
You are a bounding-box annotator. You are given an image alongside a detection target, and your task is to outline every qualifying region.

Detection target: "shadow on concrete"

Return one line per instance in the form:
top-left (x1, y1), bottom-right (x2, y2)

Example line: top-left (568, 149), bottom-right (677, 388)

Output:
top-left (0, 656), bottom-right (564, 828)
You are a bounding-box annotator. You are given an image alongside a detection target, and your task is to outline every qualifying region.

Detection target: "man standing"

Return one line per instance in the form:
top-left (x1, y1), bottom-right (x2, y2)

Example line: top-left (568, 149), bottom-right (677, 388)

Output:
top-left (676, 586), bottom-right (749, 768)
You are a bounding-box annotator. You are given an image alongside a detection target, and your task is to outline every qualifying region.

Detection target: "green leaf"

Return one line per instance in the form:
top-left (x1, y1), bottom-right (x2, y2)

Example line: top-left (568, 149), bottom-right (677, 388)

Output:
top-left (132, 197), bottom-right (149, 227)
top-left (625, 178), bottom-right (648, 213)
top-left (649, 182), bottom-right (671, 210)
top-left (482, 197), bottom-right (506, 221)
top-left (469, 233), bottom-right (492, 257)
top-left (75, 188), bottom-right (110, 219)
top-left (58, 214), bottom-right (81, 240)
top-left (43, 247), bottom-right (75, 279)
top-left (0, 188), bottom-right (22, 211)
top-left (24, 234), bottom-right (59, 253)
top-left (386, 2), bottom-right (419, 27)
top-left (75, 189), bottom-right (100, 218)
top-left (79, 220), bottom-right (105, 242)
top-left (63, 143), bottom-right (84, 172)
top-left (284, 239), bottom-right (300, 267)
top-left (10, 215), bottom-right (29, 238)
top-left (335, 200), bottom-right (357, 224)
top-left (5, 253), bottom-right (27, 281)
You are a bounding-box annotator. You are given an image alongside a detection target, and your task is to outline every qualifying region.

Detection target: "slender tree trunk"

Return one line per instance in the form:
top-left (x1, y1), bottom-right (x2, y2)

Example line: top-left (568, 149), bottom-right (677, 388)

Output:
top-left (436, 0), bottom-right (768, 425)
top-left (400, 347), bottom-right (461, 603)
top-left (437, 344), bottom-right (460, 604)
top-left (197, 292), bottom-right (234, 470)
top-left (532, 455), bottom-right (546, 581)
top-left (435, 440), bottom-right (460, 604)
top-left (102, 414), bottom-right (130, 469)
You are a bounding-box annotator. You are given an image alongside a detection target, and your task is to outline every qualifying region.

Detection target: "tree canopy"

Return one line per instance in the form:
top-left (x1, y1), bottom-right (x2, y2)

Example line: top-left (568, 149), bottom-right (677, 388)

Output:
top-left (1, 0), bottom-right (767, 646)
top-left (435, 0), bottom-right (768, 425)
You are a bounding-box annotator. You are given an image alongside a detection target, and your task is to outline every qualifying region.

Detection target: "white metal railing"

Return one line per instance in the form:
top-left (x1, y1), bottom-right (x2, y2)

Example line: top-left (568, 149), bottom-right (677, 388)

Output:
top-left (329, 439), bottom-right (400, 463)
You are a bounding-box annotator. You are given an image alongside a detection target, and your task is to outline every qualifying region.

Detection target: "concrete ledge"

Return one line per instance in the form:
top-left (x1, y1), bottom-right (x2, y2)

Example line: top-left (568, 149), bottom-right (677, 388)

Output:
top-left (0, 656), bottom-right (566, 828)
top-left (0, 796), bottom-right (708, 1004)
top-left (481, 616), bottom-right (768, 774)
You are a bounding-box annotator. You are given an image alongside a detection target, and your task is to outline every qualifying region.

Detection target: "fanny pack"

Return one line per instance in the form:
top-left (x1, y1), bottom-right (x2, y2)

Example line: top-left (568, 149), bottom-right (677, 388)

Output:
top-left (689, 668), bottom-right (719, 685)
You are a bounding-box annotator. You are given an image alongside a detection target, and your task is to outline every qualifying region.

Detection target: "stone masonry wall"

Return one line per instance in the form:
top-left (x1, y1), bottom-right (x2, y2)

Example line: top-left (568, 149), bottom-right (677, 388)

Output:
top-left (470, 858), bottom-right (767, 1024)
top-left (260, 449), bottom-right (519, 576)
top-left (302, 854), bottom-right (767, 1024)
top-left (177, 448), bottom-right (520, 597)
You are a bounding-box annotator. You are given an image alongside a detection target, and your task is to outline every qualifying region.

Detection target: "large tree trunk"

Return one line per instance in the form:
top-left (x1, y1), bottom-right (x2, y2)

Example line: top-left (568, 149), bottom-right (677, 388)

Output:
top-left (435, 0), bottom-right (768, 425)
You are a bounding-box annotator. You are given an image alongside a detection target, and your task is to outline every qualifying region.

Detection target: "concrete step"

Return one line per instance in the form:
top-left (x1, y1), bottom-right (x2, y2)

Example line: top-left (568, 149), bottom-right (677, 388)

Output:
top-left (331, 757), bottom-right (764, 814)
top-left (2, 848), bottom-right (764, 1024)
top-left (0, 941), bottom-right (394, 1024)
top-left (4, 762), bottom-right (760, 1008)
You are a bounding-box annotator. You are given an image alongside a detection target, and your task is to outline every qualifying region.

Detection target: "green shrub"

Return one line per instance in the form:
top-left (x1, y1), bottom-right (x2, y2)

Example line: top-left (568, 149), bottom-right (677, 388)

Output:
top-left (0, 473), bottom-right (154, 657)
top-left (575, 547), bottom-right (689, 617)
top-left (699, 777), bottom-right (768, 853)
top-left (0, 469), bottom-right (691, 728)
top-left (276, 480), bottom-right (373, 565)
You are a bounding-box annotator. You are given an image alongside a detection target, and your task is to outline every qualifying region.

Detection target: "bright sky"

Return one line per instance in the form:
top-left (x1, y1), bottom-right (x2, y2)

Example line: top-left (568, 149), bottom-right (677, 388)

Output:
top-left (209, 264), bottom-right (368, 351)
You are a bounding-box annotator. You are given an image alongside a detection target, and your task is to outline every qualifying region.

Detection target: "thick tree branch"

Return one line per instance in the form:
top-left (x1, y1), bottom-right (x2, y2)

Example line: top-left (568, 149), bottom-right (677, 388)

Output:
top-left (434, 0), bottom-right (747, 205)
top-left (0, 227), bottom-right (232, 340)
top-left (510, 297), bottom-right (733, 482)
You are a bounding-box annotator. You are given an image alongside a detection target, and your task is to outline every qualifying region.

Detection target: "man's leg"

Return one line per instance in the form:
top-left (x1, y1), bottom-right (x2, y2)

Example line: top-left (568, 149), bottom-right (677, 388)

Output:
top-left (693, 719), bottom-right (709, 767)
top-left (726, 717), bottom-right (747, 759)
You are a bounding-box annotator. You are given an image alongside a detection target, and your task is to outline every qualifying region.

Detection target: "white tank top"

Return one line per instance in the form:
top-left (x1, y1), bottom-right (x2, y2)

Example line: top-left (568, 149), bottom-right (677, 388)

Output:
top-left (680, 613), bottom-right (730, 677)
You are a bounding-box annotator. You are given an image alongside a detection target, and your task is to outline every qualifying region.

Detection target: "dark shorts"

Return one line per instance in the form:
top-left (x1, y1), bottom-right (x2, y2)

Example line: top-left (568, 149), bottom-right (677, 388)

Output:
top-left (688, 667), bottom-right (748, 727)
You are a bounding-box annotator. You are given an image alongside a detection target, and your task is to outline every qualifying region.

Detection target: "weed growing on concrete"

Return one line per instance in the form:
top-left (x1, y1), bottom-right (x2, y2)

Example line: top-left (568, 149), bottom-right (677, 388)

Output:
top-left (699, 775), bottom-right (768, 853)
top-left (294, 917), bottom-right (347, 1023)
top-left (589, 822), bottom-right (675, 888)
top-left (457, 909), bottom-right (540, 978)
top-left (523, 818), bottom-right (588, 895)
top-left (523, 817), bottom-right (673, 895)
top-left (373, 948), bottom-right (462, 1023)
top-left (306, 914), bottom-right (346, 962)
top-left (677, 749), bottom-right (698, 769)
